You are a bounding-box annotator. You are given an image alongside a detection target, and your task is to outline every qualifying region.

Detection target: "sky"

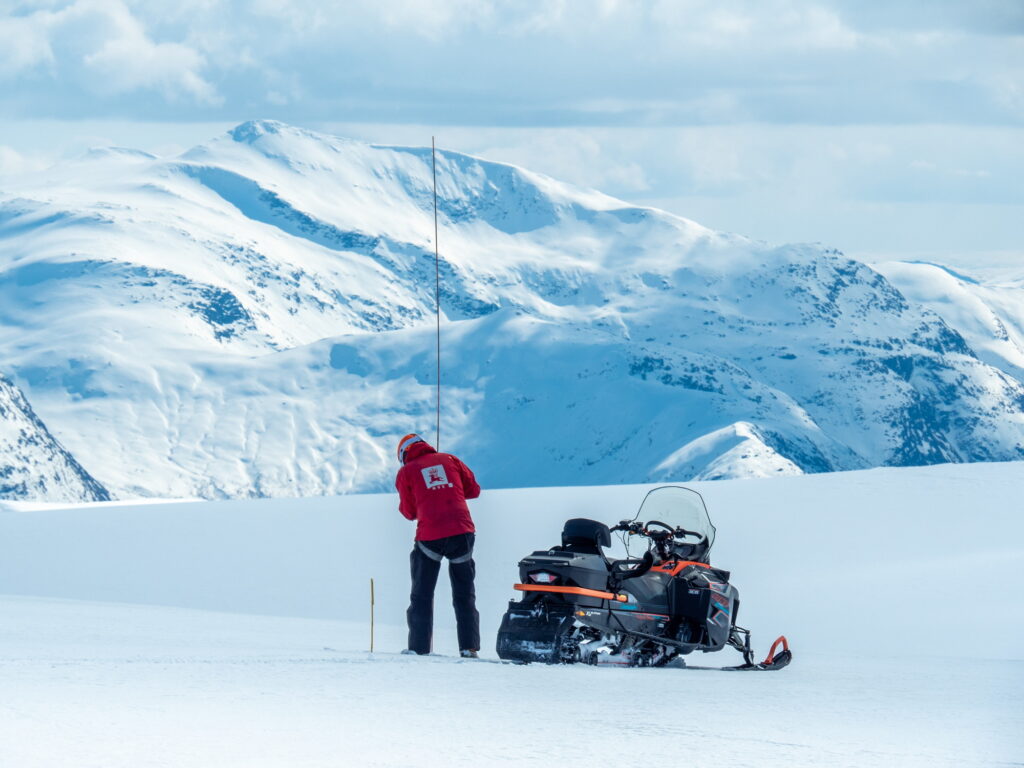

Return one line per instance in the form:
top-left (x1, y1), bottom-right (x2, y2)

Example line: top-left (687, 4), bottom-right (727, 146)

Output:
top-left (0, 0), bottom-right (1021, 265)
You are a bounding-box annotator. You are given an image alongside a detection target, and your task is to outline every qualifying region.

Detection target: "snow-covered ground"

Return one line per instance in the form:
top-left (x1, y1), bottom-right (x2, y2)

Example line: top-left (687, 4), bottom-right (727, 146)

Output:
top-left (2, 462), bottom-right (1022, 766)
top-left (3, 597), bottom-right (1019, 768)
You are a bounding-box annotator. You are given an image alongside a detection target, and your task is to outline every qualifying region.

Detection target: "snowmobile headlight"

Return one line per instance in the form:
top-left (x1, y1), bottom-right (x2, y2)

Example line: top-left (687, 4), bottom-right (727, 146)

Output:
top-left (529, 571), bottom-right (559, 584)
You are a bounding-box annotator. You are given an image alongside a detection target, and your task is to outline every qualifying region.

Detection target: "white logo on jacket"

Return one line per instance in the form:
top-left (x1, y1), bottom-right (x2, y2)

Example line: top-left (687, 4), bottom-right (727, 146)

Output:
top-left (422, 464), bottom-right (453, 489)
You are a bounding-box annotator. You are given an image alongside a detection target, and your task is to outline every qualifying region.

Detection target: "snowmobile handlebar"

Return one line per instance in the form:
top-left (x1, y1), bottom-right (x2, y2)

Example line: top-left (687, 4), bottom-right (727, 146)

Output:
top-left (644, 520), bottom-right (678, 537)
top-left (649, 521), bottom-right (705, 540)
top-left (614, 519), bottom-right (705, 541)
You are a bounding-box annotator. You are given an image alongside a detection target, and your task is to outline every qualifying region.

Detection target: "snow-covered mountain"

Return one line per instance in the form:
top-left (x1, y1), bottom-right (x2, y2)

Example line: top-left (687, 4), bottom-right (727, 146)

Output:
top-left (0, 373), bottom-right (110, 502)
top-left (875, 259), bottom-right (1024, 384)
top-left (1, 119), bottom-right (1023, 500)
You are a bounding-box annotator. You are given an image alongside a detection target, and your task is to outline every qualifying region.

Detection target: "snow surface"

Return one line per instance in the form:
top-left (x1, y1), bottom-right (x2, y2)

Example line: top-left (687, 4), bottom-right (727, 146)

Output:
top-left (2, 462), bottom-right (1022, 766)
top-left (4, 120), bottom-right (1024, 501)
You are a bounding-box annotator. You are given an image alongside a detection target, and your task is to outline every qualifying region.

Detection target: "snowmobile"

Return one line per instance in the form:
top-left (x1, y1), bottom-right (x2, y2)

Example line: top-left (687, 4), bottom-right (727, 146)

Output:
top-left (496, 486), bottom-right (791, 670)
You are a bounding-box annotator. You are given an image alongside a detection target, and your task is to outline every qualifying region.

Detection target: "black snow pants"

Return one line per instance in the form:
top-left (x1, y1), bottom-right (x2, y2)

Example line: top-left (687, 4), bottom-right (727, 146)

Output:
top-left (407, 533), bottom-right (480, 655)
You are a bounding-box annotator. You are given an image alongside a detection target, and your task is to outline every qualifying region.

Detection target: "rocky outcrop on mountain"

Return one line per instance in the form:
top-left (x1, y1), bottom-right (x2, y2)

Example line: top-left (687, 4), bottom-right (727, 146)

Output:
top-left (0, 374), bottom-right (110, 502)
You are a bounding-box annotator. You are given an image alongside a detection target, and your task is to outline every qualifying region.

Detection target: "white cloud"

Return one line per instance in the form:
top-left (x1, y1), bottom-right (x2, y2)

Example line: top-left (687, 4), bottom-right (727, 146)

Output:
top-left (988, 67), bottom-right (1024, 117)
top-left (0, 0), bottom-right (1018, 268)
top-left (0, 145), bottom-right (51, 179)
top-left (0, 0), bottom-right (219, 104)
top-left (373, 0), bottom-right (496, 39)
top-left (79, 1), bottom-right (220, 103)
top-left (463, 129), bottom-right (652, 195)
top-left (3, 0), bottom-right (1018, 126)
top-left (0, 8), bottom-right (57, 75)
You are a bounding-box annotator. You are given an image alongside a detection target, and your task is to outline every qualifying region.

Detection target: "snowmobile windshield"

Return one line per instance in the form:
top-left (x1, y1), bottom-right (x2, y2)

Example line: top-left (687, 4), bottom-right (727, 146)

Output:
top-left (631, 486), bottom-right (716, 550)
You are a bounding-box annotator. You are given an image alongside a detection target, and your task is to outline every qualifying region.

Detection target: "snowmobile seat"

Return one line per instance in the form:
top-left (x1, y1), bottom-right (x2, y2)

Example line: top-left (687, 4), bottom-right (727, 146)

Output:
top-left (559, 518), bottom-right (612, 555)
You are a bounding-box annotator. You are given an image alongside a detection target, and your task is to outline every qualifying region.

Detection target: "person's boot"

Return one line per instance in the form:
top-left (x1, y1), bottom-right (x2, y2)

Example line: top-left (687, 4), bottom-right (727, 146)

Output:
top-left (459, 649), bottom-right (479, 659)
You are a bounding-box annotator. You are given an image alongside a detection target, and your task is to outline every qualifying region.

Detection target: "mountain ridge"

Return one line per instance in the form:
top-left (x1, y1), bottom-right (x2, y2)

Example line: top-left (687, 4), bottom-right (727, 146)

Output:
top-left (1, 120), bottom-right (1022, 500)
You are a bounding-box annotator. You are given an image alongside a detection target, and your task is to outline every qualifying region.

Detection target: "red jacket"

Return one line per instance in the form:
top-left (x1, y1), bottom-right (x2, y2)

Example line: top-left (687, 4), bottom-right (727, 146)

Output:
top-left (396, 441), bottom-right (480, 541)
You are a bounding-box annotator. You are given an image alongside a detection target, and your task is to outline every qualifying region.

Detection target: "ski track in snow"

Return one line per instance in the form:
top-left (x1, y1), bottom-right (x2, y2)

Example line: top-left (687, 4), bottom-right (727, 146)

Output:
top-left (2, 463), bottom-right (1023, 766)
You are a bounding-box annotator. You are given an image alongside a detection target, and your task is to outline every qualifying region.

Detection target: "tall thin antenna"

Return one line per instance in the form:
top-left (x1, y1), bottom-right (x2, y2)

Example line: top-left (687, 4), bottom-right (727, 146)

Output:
top-left (431, 137), bottom-right (441, 450)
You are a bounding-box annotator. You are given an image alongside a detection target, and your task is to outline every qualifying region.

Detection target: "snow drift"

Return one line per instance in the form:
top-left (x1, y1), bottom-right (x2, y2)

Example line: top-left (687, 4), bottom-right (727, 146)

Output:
top-left (2, 461), bottom-right (1021, 662)
top-left (2, 463), bottom-right (1022, 767)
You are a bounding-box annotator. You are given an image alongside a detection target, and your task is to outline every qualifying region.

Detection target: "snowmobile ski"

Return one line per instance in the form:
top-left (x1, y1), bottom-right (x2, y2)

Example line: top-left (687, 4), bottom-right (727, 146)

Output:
top-left (678, 636), bottom-right (792, 671)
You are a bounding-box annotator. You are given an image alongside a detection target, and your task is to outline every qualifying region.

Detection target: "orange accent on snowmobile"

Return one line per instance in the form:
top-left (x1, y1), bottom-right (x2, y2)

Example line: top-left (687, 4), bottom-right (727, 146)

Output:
top-left (650, 560), bottom-right (711, 576)
top-left (514, 584), bottom-right (628, 602)
top-left (763, 635), bottom-right (789, 665)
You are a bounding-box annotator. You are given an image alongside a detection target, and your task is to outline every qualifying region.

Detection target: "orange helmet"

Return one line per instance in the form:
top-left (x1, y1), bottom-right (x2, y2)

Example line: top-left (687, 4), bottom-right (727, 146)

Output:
top-left (397, 433), bottom-right (424, 464)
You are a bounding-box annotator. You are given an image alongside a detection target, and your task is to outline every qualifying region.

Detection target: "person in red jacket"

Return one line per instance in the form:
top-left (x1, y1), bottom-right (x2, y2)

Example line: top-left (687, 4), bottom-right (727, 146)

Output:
top-left (395, 433), bottom-right (481, 657)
